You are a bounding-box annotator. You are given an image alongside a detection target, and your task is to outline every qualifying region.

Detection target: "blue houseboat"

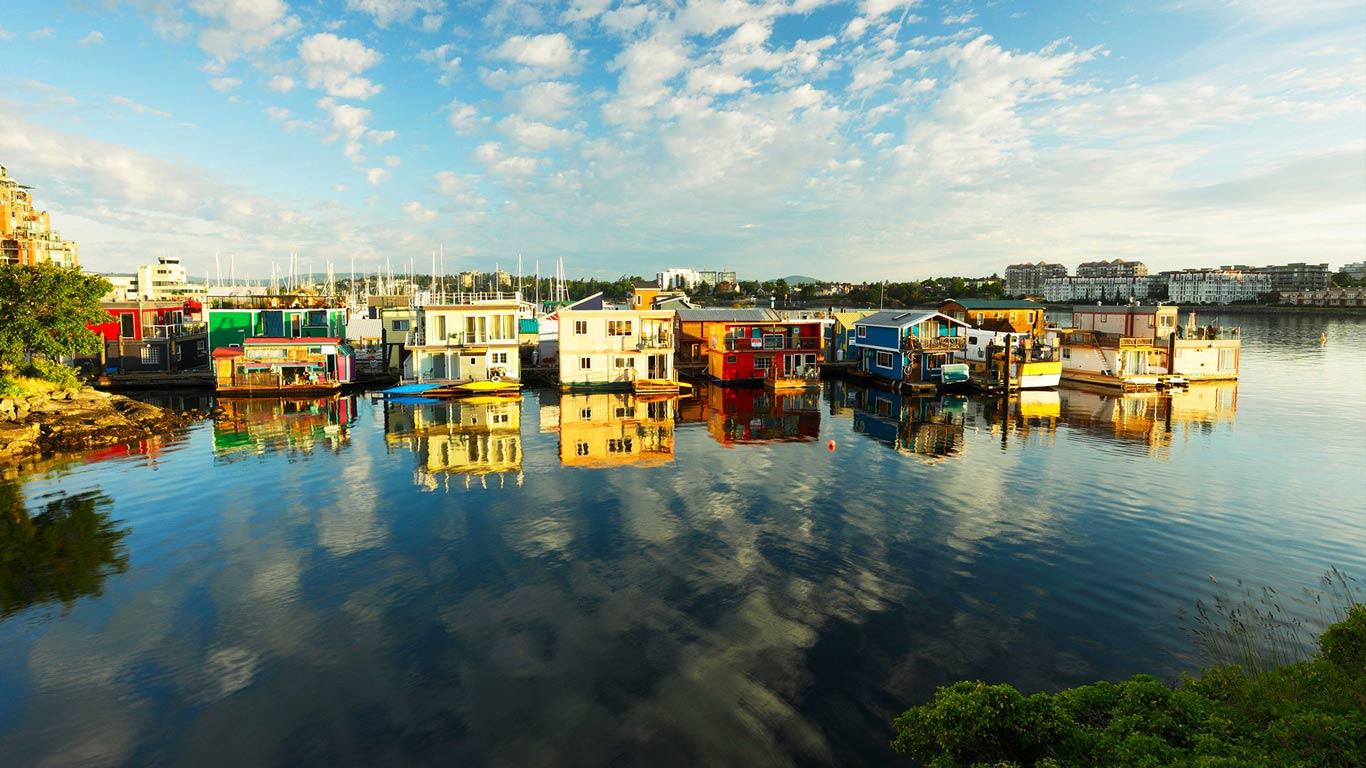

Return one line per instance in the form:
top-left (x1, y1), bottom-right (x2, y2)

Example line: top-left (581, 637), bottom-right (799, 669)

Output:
top-left (850, 310), bottom-right (972, 390)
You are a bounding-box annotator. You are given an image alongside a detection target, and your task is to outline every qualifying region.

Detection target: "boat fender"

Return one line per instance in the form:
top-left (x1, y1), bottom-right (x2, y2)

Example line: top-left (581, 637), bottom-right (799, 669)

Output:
top-left (490, 373), bottom-right (502, 383)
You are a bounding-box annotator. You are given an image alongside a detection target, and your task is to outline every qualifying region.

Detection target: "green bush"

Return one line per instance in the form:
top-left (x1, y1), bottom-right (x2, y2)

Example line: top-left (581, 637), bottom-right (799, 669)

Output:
top-left (892, 606), bottom-right (1366, 768)
top-left (21, 358), bottom-right (82, 389)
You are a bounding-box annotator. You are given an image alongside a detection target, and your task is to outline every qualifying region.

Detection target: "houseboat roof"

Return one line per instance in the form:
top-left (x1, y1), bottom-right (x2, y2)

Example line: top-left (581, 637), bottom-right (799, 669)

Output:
top-left (211, 347), bottom-right (244, 359)
top-left (856, 310), bottom-right (966, 329)
top-left (1071, 304), bottom-right (1173, 314)
top-left (244, 337), bottom-right (345, 344)
top-left (941, 298), bottom-right (1044, 310)
top-left (676, 308), bottom-right (781, 322)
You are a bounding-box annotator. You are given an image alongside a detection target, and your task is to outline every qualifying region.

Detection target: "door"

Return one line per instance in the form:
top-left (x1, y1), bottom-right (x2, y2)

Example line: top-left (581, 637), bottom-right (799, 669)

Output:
top-left (432, 353), bottom-right (447, 379)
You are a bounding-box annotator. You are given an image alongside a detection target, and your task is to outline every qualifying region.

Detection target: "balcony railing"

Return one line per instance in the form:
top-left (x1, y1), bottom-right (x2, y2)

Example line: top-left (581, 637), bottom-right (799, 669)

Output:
top-left (636, 333), bottom-right (672, 349)
top-left (142, 321), bottom-right (207, 338)
top-left (901, 335), bottom-right (966, 352)
top-left (405, 331), bottom-right (517, 347)
top-left (723, 337), bottom-right (819, 351)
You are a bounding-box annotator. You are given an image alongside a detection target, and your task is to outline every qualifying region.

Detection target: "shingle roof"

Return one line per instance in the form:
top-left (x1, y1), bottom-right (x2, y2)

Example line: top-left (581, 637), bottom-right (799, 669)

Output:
top-left (676, 308), bottom-right (781, 322)
top-left (856, 310), bottom-right (939, 327)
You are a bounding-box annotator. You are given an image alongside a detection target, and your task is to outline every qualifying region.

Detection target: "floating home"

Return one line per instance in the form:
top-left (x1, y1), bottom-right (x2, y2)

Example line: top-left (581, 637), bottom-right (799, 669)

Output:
top-left (850, 311), bottom-right (972, 390)
top-left (206, 306), bottom-right (348, 350)
top-left (938, 298), bottom-right (1047, 336)
top-left (556, 308), bottom-right (677, 392)
top-left (402, 296), bottom-right (522, 386)
top-left (1060, 305), bottom-right (1242, 388)
top-left (676, 308), bottom-right (780, 362)
top-left (212, 337), bottom-right (355, 395)
top-left (554, 392), bottom-right (675, 468)
top-left (700, 317), bottom-right (824, 387)
top-left (959, 323), bottom-right (1062, 390)
top-left (85, 301), bottom-right (210, 376)
top-left (825, 311), bottom-right (874, 365)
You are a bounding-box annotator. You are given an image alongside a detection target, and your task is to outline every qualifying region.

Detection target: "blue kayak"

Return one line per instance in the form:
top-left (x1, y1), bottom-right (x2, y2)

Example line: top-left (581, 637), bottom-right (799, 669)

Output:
top-left (379, 383), bottom-right (442, 396)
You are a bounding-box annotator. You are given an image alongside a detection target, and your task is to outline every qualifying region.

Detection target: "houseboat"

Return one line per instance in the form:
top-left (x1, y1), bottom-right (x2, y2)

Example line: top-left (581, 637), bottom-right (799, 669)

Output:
top-left (938, 298), bottom-right (1047, 336)
top-left (556, 308), bottom-right (678, 391)
top-left (206, 305), bottom-right (348, 349)
top-left (1062, 304), bottom-right (1242, 387)
top-left (1057, 329), bottom-right (1165, 391)
top-left (212, 337), bottom-right (355, 396)
top-left (959, 325), bottom-right (1062, 391)
top-left (84, 301), bottom-right (211, 380)
top-left (700, 316), bottom-right (824, 386)
top-left (402, 294), bottom-right (522, 392)
top-left (850, 311), bottom-right (971, 392)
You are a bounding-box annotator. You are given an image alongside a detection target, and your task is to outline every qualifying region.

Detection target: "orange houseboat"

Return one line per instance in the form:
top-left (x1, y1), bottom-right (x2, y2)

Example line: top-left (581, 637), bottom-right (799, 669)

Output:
top-left (212, 337), bottom-right (355, 396)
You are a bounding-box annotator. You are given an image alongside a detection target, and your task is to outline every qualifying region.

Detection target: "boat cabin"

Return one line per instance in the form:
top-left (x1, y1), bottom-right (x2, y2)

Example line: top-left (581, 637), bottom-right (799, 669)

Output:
top-left (851, 311), bottom-right (971, 386)
top-left (403, 299), bottom-right (522, 384)
top-left (704, 318), bottom-right (823, 385)
top-left (213, 337), bottom-right (355, 395)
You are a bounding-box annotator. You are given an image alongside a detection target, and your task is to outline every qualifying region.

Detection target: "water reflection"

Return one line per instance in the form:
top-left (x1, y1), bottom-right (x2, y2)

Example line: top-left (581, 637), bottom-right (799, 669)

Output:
top-left (384, 396), bottom-right (525, 488)
top-left (0, 481), bottom-right (128, 619)
top-left (838, 381), bottom-right (968, 462)
top-left (1058, 384), bottom-right (1238, 456)
top-left (679, 385), bottom-right (821, 445)
top-left (551, 391), bottom-right (675, 467)
top-left (212, 396), bottom-right (356, 460)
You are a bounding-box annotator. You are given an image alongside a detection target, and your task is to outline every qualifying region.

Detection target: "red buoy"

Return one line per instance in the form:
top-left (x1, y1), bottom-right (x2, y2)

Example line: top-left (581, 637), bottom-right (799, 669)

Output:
top-left (827, 439), bottom-right (836, 452)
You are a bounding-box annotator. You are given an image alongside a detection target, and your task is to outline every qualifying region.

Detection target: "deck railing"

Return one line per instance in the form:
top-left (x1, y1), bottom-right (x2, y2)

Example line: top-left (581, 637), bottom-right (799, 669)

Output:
top-left (901, 335), bottom-right (966, 352)
top-left (143, 321), bottom-right (207, 338)
top-left (723, 337), bottom-right (819, 351)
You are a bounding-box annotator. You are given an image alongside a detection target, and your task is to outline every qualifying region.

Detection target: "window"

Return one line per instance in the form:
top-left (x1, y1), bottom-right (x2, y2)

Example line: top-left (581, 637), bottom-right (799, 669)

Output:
top-left (579, 357), bottom-right (592, 370)
top-left (805, 354), bottom-right (816, 365)
top-left (753, 356), bottom-right (772, 370)
top-left (615, 406), bottom-right (634, 418)
top-left (580, 407), bottom-right (593, 419)
top-left (856, 325), bottom-right (866, 338)
top-left (120, 314), bottom-right (136, 338)
top-left (608, 438), bottom-right (633, 453)
top-left (468, 357), bottom-right (479, 365)
top-left (575, 441), bottom-right (590, 456)
top-left (140, 346), bottom-right (162, 364)
top-left (1026, 311), bottom-right (1036, 324)
top-left (1219, 349), bottom-right (1237, 370)
top-left (491, 352), bottom-right (508, 365)
top-left (608, 320), bottom-right (633, 336)
top-left (876, 351), bottom-right (893, 368)
top-left (968, 336), bottom-right (979, 345)
top-left (762, 334), bottom-right (784, 349)
top-left (614, 357), bottom-right (635, 369)
top-left (1062, 348), bottom-right (1071, 359)
top-left (725, 355), bottom-right (737, 364)
top-left (574, 320), bottom-right (588, 335)
top-left (391, 320), bottom-right (409, 331)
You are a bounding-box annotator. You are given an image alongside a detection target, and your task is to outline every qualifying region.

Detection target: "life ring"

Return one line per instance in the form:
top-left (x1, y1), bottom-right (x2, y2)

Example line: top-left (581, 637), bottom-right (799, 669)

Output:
top-left (490, 372), bottom-right (502, 383)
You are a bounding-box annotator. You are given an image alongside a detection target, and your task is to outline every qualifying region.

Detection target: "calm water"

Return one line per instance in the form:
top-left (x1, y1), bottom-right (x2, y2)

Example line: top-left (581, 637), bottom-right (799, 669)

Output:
top-left (2, 312), bottom-right (1364, 767)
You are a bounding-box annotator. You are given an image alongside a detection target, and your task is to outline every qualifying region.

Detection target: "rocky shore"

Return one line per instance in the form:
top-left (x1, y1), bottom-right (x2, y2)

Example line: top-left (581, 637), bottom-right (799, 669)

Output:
top-left (0, 388), bottom-right (209, 462)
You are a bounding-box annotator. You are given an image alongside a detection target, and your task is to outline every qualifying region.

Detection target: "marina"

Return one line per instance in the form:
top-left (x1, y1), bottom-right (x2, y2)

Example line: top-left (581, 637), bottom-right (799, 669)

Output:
top-left (1, 312), bottom-right (1362, 765)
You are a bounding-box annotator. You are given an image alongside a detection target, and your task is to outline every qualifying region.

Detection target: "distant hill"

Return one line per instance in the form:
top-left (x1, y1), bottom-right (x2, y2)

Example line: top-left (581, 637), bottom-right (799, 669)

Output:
top-left (780, 275), bottom-right (819, 285)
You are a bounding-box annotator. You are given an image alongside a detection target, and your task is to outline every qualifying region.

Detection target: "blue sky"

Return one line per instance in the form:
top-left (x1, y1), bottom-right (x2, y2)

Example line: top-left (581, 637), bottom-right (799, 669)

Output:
top-left (2, 0), bottom-right (1363, 280)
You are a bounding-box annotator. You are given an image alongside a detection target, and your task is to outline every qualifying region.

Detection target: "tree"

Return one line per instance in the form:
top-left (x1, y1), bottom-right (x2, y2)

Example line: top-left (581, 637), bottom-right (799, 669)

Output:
top-left (0, 264), bottom-right (112, 375)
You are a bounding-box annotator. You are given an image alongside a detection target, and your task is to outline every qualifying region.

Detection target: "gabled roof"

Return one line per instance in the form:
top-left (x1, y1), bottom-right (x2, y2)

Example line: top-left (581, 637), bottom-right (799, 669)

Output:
top-left (676, 308), bottom-right (781, 322)
top-left (831, 311), bottom-right (874, 328)
top-left (856, 310), bottom-right (972, 330)
top-left (941, 298), bottom-right (1044, 310)
top-left (632, 280), bottom-right (660, 289)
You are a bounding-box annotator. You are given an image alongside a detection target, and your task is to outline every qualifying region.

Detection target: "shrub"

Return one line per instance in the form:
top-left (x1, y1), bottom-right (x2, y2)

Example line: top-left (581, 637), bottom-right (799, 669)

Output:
top-left (21, 358), bottom-right (82, 389)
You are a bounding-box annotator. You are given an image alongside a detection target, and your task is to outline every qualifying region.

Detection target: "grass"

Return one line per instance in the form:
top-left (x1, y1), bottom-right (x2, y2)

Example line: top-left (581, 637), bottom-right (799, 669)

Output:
top-left (892, 568), bottom-right (1365, 768)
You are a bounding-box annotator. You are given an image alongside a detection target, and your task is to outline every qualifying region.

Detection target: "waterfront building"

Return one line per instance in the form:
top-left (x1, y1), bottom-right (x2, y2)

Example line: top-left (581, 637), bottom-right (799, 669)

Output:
top-left (676, 308), bottom-right (781, 361)
top-left (556, 308), bottom-right (675, 390)
top-left (0, 164), bottom-right (80, 267)
top-left (1062, 305), bottom-right (1241, 385)
top-left (630, 280), bottom-right (687, 309)
top-left (212, 337), bottom-right (355, 395)
top-left (1280, 287), bottom-right (1366, 307)
top-left (84, 301), bottom-right (210, 375)
top-left (555, 392), bottom-right (675, 468)
top-left (698, 317), bottom-right (823, 385)
top-left (657, 267), bottom-right (737, 291)
top-left (1224, 262), bottom-right (1330, 292)
top-left (402, 297), bottom-right (521, 384)
top-left (938, 298), bottom-right (1046, 336)
top-left (1166, 268), bottom-right (1271, 304)
top-left (850, 311), bottom-right (971, 386)
top-left (1070, 304), bottom-right (1179, 339)
top-left (379, 306), bottom-right (418, 372)
top-left (825, 311), bottom-right (875, 364)
top-left (136, 256), bottom-right (204, 300)
top-left (384, 399), bottom-right (523, 489)
top-left (206, 306), bottom-right (348, 349)
top-left (1043, 275), bottom-right (1151, 303)
top-left (1076, 259), bottom-right (1149, 278)
top-left (1004, 262), bottom-right (1067, 296)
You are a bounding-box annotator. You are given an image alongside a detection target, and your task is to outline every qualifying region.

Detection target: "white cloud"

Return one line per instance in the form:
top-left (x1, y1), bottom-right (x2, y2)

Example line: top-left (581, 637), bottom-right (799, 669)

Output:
top-left (604, 36), bottom-right (691, 124)
top-left (30, 27), bottom-right (54, 40)
top-left (264, 106), bottom-right (290, 120)
top-left (944, 12), bottom-right (976, 25)
top-left (345, 0), bottom-right (444, 27)
top-left (80, 31), bottom-right (105, 46)
top-left (370, 129), bottom-right (397, 143)
top-left (109, 95), bottom-right (171, 118)
top-left (402, 201), bottom-right (437, 221)
top-left (298, 33), bottom-right (383, 100)
top-left (446, 99), bottom-right (481, 133)
top-left (209, 76), bottom-right (242, 92)
top-left (509, 81), bottom-right (577, 121)
top-left (0, 27), bottom-right (14, 41)
top-left (190, 0), bottom-right (301, 62)
top-left (562, 0), bottom-right (613, 24)
top-left (366, 167), bottom-right (389, 185)
top-left (384, 154), bottom-right (401, 167)
top-left (421, 13), bottom-right (444, 32)
top-left (268, 74), bottom-right (295, 92)
top-left (859, 0), bottom-right (921, 18)
top-left (494, 33), bottom-right (576, 70)
top-left (473, 142), bottom-right (539, 177)
top-left (498, 115), bottom-right (575, 150)
top-left (419, 44), bottom-right (461, 85)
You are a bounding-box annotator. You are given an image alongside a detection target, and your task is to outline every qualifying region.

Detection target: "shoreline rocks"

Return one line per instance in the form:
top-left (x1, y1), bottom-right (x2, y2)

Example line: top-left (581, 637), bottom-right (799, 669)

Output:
top-left (0, 388), bottom-right (210, 462)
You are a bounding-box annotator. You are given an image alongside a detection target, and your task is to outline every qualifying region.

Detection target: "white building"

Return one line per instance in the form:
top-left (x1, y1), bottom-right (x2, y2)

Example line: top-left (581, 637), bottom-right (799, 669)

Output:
top-left (1167, 269), bottom-right (1271, 305)
top-left (557, 308), bottom-right (675, 389)
top-left (1044, 276), bottom-right (1151, 303)
top-left (657, 267), bottom-right (736, 291)
top-left (136, 256), bottom-right (204, 300)
top-left (100, 274), bottom-right (138, 302)
top-left (404, 297), bottom-right (522, 383)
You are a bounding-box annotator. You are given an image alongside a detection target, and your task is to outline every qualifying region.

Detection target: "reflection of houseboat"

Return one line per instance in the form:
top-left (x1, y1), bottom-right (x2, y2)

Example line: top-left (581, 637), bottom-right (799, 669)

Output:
top-left (384, 397), bottom-right (523, 489)
top-left (850, 311), bottom-right (971, 391)
top-left (212, 396), bottom-right (356, 458)
top-left (1057, 383), bottom-right (1238, 455)
top-left (849, 385), bottom-right (966, 462)
top-left (554, 392), bottom-right (676, 467)
top-left (212, 338), bottom-right (355, 395)
top-left (682, 385), bottom-right (821, 446)
top-left (960, 324), bottom-right (1061, 391)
